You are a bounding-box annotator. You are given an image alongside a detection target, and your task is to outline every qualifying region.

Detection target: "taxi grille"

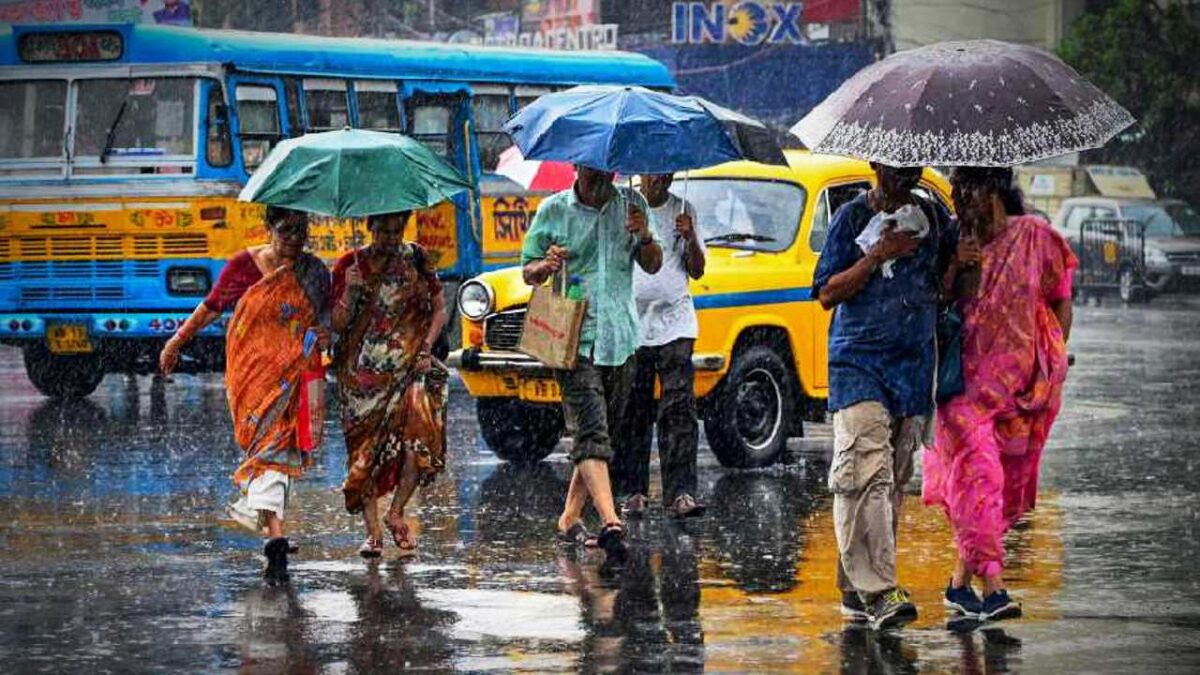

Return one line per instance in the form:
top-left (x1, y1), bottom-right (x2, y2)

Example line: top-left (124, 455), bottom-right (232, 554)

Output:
top-left (1, 234), bottom-right (208, 260)
top-left (484, 309), bottom-right (526, 351)
top-left (1166, 251), bottom-right (1200, 263)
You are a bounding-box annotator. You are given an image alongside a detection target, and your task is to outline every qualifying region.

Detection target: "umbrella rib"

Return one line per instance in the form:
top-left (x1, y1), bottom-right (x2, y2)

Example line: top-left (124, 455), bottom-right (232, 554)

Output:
top-left (604, 88), bottom-right (632, 174)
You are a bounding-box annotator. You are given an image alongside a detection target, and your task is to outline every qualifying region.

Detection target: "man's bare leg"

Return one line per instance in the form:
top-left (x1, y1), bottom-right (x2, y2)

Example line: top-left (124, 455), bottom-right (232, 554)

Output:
top-left (576, 458), bottom-right (620, 525)
top-left (558, 466), bottom-right (589, 532)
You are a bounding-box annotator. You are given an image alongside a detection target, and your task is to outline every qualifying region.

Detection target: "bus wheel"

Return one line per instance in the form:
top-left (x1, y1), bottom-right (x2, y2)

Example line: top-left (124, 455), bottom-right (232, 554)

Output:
top-left (477, 398), bottom-right (563, 464)
top-left (23, 344), bottom-right (105, 399)
top-left (704, 345), bottom-right (794, 469)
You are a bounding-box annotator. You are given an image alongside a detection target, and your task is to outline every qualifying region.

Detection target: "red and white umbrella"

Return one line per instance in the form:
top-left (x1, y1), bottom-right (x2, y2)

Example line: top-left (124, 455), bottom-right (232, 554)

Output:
top-left (494, 145), bottom-right (575, 192)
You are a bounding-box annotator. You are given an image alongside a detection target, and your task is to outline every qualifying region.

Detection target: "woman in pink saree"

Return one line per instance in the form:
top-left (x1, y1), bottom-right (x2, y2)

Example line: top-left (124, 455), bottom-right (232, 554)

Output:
top-left (923, 167), bottom-right (1077, 621)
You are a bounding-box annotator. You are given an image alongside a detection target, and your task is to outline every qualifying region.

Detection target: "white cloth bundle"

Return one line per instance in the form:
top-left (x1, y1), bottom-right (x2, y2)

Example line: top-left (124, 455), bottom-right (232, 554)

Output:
top-left (854, 203), bottom-right (930, 278)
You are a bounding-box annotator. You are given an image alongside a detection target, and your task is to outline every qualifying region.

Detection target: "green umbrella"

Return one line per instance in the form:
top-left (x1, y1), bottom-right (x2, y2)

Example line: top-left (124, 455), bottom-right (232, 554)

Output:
top-left (238, 128), bottom-right (472, 218)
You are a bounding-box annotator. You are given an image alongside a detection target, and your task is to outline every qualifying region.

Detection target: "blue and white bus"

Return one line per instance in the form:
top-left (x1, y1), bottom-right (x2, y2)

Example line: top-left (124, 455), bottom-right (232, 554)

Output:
top-left (0, 23), bottom-right (673, 396)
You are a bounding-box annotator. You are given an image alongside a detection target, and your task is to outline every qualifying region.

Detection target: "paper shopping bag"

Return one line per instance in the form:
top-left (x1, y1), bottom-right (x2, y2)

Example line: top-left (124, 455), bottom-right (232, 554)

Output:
top-left (518, 273), bottom-right (586, 370)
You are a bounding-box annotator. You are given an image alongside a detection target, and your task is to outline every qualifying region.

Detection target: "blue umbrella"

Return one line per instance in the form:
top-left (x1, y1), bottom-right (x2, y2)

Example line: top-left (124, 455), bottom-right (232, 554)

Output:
top-left (503, 85), bottom-right (745, 174)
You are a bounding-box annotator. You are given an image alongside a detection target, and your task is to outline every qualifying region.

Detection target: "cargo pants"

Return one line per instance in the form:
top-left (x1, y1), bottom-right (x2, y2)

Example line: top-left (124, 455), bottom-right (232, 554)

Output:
top-left (830, 400), bottom-right (926, 598)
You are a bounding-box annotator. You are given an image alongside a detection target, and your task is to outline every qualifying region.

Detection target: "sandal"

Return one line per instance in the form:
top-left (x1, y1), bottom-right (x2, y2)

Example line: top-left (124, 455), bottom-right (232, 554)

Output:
top-left (597, 522), bottom-right (627, 566)
top-left (359, 537), bottom-right (384, 559)
top-left (386, 518), bottom-right (418, 557)
top-left (556, 522), bottom-right (599, 548)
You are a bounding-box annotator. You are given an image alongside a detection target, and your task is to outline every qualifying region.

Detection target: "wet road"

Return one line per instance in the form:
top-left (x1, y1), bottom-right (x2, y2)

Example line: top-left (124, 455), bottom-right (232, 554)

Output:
top-left (1, 299), bottom-right (1199, 673)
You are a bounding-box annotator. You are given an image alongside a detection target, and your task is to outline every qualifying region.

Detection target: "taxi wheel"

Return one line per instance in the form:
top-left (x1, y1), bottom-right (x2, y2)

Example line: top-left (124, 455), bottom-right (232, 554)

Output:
top-left (23, 344), bottom-right (105, 399)
top-left (704, 345), bottom-right (794, 469)
top-left (477, 398), bottom-right (564, 464)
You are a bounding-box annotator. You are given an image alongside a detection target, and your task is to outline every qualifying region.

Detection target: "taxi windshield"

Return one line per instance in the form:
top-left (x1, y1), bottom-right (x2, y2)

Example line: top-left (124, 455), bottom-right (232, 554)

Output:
top-left (1124, 203), bottom-right (1200, 239)
top-left (672, 178), bottom-right (806, 252)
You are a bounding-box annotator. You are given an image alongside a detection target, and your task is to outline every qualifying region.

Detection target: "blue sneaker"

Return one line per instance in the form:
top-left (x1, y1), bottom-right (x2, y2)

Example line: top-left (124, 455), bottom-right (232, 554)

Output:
top-left (944, 581), bottom-right (983, 616)
top-left (980, 590), bottom-right (1022, 622)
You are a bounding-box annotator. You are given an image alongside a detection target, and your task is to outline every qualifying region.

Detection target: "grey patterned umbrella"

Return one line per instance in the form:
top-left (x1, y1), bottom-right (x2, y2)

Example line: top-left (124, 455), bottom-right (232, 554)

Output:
top-left (790, 39), bottom-right (1135, 167)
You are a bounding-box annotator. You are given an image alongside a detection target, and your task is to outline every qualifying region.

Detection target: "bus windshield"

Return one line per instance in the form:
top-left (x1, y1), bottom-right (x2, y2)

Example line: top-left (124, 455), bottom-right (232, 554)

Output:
top-left (0, 80), bottom-right (68, 160)
top-left (75, 78), bottom-right (196, 159)
top-left (0, 77), bottom-right (197, 167)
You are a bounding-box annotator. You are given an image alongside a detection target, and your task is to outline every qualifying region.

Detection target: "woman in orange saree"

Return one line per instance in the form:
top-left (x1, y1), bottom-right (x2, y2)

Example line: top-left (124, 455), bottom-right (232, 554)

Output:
top-left (332, 211), bottom-right (448, 559)
top-left (923, 167), bottom-right (1076, 621)
top-left (160, 206), bottom-right (330, 582)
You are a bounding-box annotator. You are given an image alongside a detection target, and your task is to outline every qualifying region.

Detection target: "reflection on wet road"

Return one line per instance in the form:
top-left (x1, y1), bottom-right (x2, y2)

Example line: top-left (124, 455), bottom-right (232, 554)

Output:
top-left (1, 300), bottom-right (1199, 673)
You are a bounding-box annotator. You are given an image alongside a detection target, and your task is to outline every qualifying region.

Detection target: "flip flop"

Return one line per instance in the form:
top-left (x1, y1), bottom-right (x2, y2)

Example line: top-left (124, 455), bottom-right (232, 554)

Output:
top-left (597, 522), bottom-right (627, 566)
top-left (386, 519), bottom-right (418, 557)
top-left (359, 537), bottom-right (384, 559)
top-left (556, 522), bottom-right (599, 548)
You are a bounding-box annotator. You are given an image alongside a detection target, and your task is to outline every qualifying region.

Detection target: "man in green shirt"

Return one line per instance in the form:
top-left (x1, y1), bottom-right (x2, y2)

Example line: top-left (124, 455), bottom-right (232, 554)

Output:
top-left (522, 165), bottom-right (662, 565)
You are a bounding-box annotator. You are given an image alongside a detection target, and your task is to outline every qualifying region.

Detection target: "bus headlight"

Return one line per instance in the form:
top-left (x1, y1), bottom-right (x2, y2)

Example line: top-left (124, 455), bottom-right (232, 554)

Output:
top-left (457, 280), bottom-right (494, 321)
top-left (167, 267), bottom-right (212, 295)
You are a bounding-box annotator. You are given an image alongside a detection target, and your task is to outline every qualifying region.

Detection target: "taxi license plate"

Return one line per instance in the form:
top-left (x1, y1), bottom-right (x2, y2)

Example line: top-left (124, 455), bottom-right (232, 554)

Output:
top-left (47, 323), bottom-right (93, 354)
top-left (1182, 265), bottom-right (1200, 276)
top-left (520, 378), bottom-right (561, 403)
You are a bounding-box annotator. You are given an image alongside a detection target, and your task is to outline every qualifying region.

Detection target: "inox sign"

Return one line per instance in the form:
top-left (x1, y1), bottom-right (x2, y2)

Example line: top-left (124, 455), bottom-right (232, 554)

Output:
top-left (671, 2), bottom-right (805, 45)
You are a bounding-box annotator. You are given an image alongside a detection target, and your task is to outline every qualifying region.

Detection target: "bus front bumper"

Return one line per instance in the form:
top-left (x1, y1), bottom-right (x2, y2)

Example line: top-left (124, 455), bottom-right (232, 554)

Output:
top-left (0, 312), bottom-right (225, 342)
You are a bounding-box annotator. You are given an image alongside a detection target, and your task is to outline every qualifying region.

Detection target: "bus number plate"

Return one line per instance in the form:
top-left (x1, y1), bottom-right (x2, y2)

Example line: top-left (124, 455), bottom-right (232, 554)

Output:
top-left (520, 378), bottom-right (561, 403)
top-left (47, 324), bottom-right (93, 354)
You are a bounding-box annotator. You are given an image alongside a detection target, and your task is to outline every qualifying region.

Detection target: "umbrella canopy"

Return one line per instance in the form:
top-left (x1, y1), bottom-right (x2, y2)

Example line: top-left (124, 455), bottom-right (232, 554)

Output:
top-left (790, 39), bottom-right (1135, 167)
top-left (503, 85), bottom-right (744, 175)
top-left (494, 145), bottom-right (576, 192)
top-left (238, 128), bottom-right (472, 218)
top-left (686, 97), bottom-right (788, 166)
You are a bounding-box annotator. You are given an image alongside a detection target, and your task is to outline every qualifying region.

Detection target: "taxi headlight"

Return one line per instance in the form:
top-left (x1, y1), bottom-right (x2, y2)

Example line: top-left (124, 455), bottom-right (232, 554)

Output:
top-left (458, 280), bottom-right (494, 320)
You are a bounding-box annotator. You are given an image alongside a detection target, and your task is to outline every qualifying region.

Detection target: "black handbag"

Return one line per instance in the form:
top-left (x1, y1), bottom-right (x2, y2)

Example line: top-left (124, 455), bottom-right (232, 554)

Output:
top-left (936, 305), bottom-right (965, 403)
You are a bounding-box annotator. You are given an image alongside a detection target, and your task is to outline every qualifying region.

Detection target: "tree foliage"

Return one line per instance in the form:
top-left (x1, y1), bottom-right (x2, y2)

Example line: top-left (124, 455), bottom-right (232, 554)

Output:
top-left (1059, 0), bottom-right (1200, 202)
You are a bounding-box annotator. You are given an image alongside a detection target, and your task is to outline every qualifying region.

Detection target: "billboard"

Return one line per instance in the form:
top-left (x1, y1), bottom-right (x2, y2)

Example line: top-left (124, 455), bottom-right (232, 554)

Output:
top-left (0, 0), bottom-right (193, 26)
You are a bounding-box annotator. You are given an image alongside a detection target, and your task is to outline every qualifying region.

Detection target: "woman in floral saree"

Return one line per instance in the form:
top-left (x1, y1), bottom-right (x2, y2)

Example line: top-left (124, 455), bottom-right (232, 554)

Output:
top-left (923, 167), bottom-right (1077, 621)
top-left (160, 206), bottom-right (330, 582)
top-left (332, 211), bottom-right (448, 558)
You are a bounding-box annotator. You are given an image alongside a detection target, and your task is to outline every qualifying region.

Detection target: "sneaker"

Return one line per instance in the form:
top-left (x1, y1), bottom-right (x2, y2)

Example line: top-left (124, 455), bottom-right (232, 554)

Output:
top-left (668, 493), bottom-right (706, 519)
top-left (621, 494), bottom-right (648, 519)
top-left (263, 537), bottom-right (290, 583)
top-left (840, 591), bottom-right (871, 622)
top-left (944, 581), bottom-right (984, 616)
top-left (980, 590), bottom-right (1022, 622)
top-left (869, 588), bottom-right (918, 631)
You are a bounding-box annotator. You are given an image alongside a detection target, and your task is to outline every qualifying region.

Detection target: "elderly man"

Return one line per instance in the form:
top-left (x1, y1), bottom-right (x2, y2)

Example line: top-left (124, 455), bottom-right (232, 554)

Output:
top-left (522, 165), bottom-right (662, 566)
top-left (813, 163), bottom-right (955, 629)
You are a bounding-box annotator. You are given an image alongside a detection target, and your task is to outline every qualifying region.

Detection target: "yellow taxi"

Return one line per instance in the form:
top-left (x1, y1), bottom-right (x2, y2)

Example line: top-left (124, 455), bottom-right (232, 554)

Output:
top-left (449, 150), bottom-right (952, 467)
